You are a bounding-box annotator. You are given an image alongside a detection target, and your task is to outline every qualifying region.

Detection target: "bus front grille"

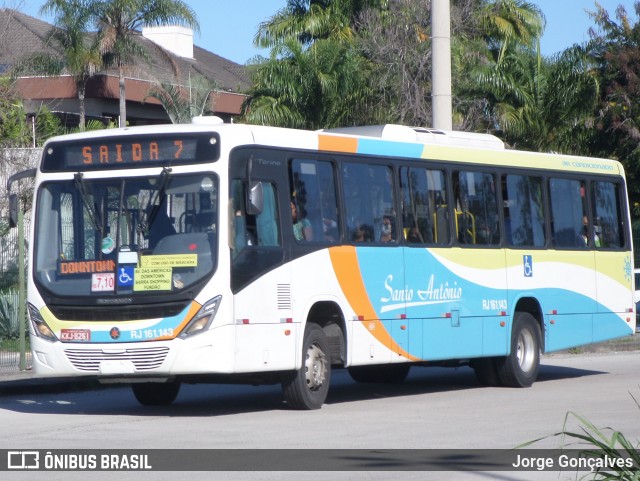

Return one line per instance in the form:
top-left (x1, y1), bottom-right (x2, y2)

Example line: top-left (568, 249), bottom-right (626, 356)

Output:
top-left (49, 301), bottom-right (189, 321)
top-left (64, 347), bottom-right (170, 372)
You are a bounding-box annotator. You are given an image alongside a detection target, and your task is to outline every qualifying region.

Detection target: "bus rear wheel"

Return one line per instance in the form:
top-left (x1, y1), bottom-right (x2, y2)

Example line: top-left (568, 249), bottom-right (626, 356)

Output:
top-left (282, 324), bottom-right (331, 410)
top-left (131, 380), bottom-right (181, 406)
top-left (348, 363), bottom-right (411, 383)
top-left (497, 312), bottom-right (541, 387)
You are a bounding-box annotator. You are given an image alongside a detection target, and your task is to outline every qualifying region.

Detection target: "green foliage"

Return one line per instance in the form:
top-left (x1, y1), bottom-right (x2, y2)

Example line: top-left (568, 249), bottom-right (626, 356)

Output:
top-left (87, 0), bottom-right (200, 125)
top-left (523, 408), bottom-right (640, 480)
top-left (0, 290), bottom-right (18, 336)
top-left (145, 75), bottom-right (220, 124)
top-left (0, 90), bottom-right (64, 148)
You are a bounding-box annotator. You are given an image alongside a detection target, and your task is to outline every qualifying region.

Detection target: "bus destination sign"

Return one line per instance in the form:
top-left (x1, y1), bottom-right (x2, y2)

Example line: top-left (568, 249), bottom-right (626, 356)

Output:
top-left (42, 133), bottom-right (219, 171)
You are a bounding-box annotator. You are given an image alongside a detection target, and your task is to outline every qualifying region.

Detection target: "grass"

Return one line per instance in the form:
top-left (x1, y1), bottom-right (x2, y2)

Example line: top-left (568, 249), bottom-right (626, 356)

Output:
top-left (521, 393), bottom-right (640, 480)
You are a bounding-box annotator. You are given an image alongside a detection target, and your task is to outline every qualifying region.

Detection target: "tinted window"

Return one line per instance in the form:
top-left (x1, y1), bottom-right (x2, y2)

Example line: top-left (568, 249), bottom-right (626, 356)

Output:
top-left (342, 163), bottom-right (396, 243)
top-left (400, 166), bottom-right (449, 245)
top-left (290, 159), bottom-right (340, 243)
top-left (591, 180), bottom-right (624, 249)
top-left (453, 171), bottom-right (499, 246)
top-left (549, 178), bottom-right (588, 248)
top-left (503, 174), bottom-right (546, 247)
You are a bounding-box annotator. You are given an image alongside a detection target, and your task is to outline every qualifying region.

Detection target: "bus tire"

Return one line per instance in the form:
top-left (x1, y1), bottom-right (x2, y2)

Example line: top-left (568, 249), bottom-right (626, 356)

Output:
top-left (282, 324), bottom-right (331, 410)
top-left (348, 363), bottom-right (411, 384)
top-left (471, 357), bottom-right (502, 387)
top-left (497, 312), bottom-right (540, 387)
top-left (131, 380), bottom-right (181, 406)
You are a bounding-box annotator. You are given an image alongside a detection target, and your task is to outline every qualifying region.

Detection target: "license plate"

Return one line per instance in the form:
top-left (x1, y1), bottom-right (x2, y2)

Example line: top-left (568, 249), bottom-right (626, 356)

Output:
top-left (60, 329), bottom-right (91, 341)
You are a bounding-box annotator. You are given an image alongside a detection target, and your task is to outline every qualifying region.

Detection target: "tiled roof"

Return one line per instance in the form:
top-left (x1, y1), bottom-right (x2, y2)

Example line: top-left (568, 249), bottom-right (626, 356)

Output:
top-left (0, 8), bottom-right (250, 93)
top-left (0, 9), bottom-right (58, 65)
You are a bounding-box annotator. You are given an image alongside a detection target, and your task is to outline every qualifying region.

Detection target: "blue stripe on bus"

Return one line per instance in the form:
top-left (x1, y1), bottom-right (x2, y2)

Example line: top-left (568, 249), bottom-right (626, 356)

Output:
top-left (350, 247), bottom-right (632, 359)
top-left (357, 138), bottom-right (425, 158)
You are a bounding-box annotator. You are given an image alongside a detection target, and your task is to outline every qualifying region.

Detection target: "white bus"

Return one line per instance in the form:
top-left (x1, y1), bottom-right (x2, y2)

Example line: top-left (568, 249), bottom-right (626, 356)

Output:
top-left (7, 121), bottom-right (635, 409)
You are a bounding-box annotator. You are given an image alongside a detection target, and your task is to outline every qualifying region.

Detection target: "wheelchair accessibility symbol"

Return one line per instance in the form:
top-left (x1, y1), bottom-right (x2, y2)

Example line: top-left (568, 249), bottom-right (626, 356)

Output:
top-left (523, 255), bottom-right (533, 277)
top-left (118, 266), bottom-right (135, 287)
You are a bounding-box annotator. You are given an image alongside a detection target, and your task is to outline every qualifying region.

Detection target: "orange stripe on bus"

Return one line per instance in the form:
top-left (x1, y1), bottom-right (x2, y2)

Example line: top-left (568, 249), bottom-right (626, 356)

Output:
top-left (162, 301), bottom-right (203, 339)
top-left (318, 134), bottom-right (359, 153)
top-left (328, 246), bottom-right (419, 361)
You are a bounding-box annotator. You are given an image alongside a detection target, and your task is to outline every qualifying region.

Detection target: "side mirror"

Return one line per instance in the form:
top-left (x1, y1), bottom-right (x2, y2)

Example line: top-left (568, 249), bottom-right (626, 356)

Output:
top-left (8, 194), bottom-right (18, 229)
top-left (246, 181), bottom-right (264, 215)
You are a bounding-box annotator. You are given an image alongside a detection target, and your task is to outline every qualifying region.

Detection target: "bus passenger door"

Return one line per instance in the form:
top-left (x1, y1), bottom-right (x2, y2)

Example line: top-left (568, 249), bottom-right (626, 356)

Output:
top-left (592, 180), bottom-right (634, 341)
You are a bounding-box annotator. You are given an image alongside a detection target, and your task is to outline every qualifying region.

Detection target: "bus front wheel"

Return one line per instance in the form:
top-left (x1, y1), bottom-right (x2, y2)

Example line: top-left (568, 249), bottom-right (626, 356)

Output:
top-left (282, 324), bottom-right (331, 410)
top-left (131, 380), bottom-right (181, 406)
top-left (498, 312), bottom-right (541, 387)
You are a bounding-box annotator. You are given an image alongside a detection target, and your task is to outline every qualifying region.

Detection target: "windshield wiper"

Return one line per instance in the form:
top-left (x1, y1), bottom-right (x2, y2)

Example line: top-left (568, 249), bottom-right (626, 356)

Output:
top-left (138, 167), bottom-right (172, 237)
top-left (74, 173), bottom-right (103, 233)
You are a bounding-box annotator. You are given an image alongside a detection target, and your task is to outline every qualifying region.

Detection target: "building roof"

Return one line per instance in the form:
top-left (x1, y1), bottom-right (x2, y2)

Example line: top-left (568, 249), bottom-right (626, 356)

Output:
top-left (0, 8), bottom-right (251, 120)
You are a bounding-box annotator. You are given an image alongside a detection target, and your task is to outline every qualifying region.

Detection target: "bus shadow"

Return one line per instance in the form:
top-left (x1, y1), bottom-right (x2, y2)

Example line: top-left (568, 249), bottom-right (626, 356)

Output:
top-left (0, 363), bottom-right (604, 417)
top-left (325, 362), bottom-right (605, 406)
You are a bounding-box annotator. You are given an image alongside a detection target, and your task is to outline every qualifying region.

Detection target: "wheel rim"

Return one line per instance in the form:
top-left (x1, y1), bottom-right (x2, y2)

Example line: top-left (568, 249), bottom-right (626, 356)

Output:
top-left (516, 327), bottom-right (536, 373)
top-left (304, 342), bottom-right (327, 391)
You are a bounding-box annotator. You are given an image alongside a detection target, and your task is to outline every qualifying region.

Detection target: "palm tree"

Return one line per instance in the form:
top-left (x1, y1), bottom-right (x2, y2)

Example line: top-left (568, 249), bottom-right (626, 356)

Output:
top-left (145, 74), bottom-right (219, 124)
top-left (87, 0), bottom-right (199, 126)
top-left (473, 45), bottom-right (599, 152)
top-left (479, 0), bottom-right (545, 65)
top-left (245, 0), bottom-right (382, 128)
top-left (254, 0), bottom-right (384, 50)
top-left (243, 36), bottom-right (374, 129)
top-left (16, 0), bottom-right (102, 131)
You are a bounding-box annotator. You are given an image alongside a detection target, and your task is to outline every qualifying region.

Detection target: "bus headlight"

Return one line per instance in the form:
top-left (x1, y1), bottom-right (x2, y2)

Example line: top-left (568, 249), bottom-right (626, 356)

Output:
top-left (180, 296), bottom-right (221, 338)
top-left (28, 303), bottom-right (58, 341)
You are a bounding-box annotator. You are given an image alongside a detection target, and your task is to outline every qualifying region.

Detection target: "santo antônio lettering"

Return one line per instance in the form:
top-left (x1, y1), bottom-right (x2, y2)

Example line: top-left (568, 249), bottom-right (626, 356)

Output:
top-left (81, 140), bottom-right (185, 165)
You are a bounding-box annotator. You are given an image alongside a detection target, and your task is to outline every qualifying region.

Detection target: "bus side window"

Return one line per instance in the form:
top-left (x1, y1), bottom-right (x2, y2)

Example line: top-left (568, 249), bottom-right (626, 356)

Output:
top-left (453, 170), bottom-right (499, 246)
top-left (342, 162), bottom-right (395, 244)
top-left (591, 180), bottom-right (624, 249)
top-left (290, 159), bottom-right (340, 243)
top-left (502, 174), bottom-right (545, 247)
top-left (400, 166), bottom-right (449, 245)
top-left (230, 180), bottom-right (280, 254)
top-left (549, 178), bottom-right (587, 248)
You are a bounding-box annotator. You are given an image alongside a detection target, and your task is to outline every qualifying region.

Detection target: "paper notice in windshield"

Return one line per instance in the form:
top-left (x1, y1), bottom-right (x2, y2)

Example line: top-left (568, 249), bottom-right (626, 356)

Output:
top-left (140, 254), bottom-right (197, 268)
top-left (133, 267), bottom-right (172, 291)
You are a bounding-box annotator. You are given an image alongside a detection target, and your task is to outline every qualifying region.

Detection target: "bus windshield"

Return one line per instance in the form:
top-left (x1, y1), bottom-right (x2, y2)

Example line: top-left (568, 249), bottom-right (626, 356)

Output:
top-left (34, 172), bottom-right (218, 297)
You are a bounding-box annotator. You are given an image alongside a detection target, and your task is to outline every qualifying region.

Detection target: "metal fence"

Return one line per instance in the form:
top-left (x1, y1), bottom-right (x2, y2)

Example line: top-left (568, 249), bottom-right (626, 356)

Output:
top-left (1, 147), bottom-right (39, 371)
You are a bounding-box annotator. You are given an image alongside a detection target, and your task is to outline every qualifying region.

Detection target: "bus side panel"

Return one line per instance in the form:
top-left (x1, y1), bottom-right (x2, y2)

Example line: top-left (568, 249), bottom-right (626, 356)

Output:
top-left (594, 250), bottom-right (635, 341)
top-left (504, 249), bottom-right (633, 352)
top-left (232, 262), bottom-right (300, 372)
top-left (414, 248), bottom-right (507, 360)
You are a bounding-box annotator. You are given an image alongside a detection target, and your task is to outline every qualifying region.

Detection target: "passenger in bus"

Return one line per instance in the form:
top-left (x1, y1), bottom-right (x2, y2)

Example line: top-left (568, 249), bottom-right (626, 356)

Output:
top-left (405, 223), bottom-right (423, 243)
top-left (582, 215), bottom-right (601, 247)
top-left (379, 215), bottom-right (394, 243)
top-left (292, 201), bottom-right (313, 241)
top-left (352, 223), bottom-right (373, 242)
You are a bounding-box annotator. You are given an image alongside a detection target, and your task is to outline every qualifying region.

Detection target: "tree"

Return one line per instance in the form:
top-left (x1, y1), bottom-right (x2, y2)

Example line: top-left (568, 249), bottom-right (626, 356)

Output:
top-left (254, 0), bottom-right (384, 49)
top-left (243, 37), bottom-right (375, 128)
top-left (88, 0), bottom-right (199, 126)
top-left (244, 0), bottom-right (381, 128)
top-left (0, 76), bottom-right (63, 147)
top-left (145, 74), bottom-right (219, 124)
top-left (478, 0), bottom-right (544, 65)
top-left (473, 45), bottom-right (599, 152)
top-left (586, 1), bottom-right (640, 192)
top-left (27, 0), bottom-right (103, 130)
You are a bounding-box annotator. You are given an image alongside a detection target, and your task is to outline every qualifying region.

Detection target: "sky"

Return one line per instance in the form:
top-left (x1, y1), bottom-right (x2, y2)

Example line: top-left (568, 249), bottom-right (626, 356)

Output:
top-left (6, 0), bottom-right (639, 65)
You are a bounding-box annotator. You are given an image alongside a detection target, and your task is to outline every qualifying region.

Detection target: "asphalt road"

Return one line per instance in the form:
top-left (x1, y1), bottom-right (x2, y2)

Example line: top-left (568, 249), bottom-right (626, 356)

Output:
top-left (0, 351), bottom-right (638, 481)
